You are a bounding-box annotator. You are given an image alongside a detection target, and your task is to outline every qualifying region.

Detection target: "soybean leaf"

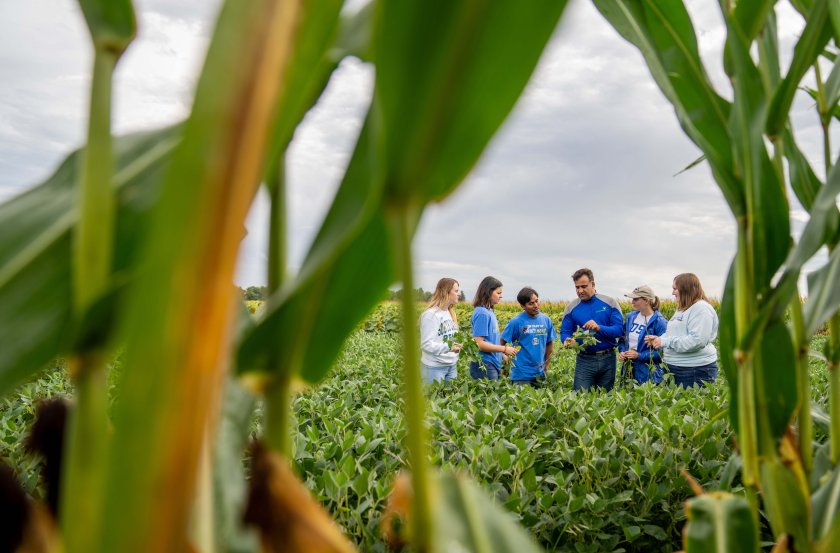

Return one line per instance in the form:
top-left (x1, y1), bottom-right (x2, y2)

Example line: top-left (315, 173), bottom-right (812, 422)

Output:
top-left (593, 0), bottom-right (742, 215)
top-left (435, 471), bottom-right (543, 552)
top-left (760, 458), bottom-right (810, 549)
top-left (684, 492), bottom-right (759, 552)
top-left (76, 0), bottom-right (136, 54)
top-left (99, 1), bottom-right (306, 550)
top-left (0, 125), bottom-right (180, 396)
top-left (375, 0), bottom-right (569, 203)
top-left (766, 0), bottom-right (832, 137)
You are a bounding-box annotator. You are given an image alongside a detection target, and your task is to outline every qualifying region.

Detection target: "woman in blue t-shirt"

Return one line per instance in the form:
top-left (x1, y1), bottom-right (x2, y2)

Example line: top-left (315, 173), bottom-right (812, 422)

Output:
top-left (469, 276), bottom-right (517, 380)
top-left (618, 285), bottom-right (668, 383)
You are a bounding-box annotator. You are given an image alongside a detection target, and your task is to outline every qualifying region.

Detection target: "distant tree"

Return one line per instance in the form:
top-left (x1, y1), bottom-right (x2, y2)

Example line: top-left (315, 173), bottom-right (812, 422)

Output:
top-left (458, 291), bottom-right (466, 302)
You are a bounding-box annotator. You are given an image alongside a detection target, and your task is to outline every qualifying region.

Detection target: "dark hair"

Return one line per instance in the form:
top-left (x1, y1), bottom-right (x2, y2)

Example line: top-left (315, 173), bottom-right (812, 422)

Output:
top-left (517, 287), bottom-right (538, 306)
top-left (674, 273), bottom-right (709, 311)
top-left (472, 276), bottom-right (503, 309)
top-left (571, 268), bottom-right (594, 283)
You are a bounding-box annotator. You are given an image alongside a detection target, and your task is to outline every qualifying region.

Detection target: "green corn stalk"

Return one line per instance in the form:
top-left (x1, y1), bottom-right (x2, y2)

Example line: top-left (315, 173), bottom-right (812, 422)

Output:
top-left (63, 2), bottom-right (136, 552)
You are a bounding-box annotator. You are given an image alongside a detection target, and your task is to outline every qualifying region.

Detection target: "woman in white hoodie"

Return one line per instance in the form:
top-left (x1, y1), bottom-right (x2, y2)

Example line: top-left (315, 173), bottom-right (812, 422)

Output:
top-left (419, 278), bottom-right (462, 384)
top-left (646, 273), bottom-right (719, 388)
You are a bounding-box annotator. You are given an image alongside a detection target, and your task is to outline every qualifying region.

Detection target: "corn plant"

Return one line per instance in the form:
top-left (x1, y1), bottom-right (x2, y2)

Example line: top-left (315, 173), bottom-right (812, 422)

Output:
top-left (0, 0), bottom-right (572, 552)
top-left (593, 0), bottom-right (840, 550)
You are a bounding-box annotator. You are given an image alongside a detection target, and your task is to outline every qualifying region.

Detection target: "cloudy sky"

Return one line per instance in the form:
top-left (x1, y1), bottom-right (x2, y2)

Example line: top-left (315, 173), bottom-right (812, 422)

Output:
top-left (1, 0), bottom-right (834, 301)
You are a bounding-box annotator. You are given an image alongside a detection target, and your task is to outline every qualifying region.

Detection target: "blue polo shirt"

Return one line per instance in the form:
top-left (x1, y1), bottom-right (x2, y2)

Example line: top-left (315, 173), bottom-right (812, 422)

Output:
top-left (560, 294), bottom-right (624, 353)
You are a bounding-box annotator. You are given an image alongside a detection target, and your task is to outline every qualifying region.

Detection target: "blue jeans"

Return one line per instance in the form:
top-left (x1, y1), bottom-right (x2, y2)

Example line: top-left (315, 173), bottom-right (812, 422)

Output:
top-left (573, 350), bottom-right (616, 391)
top-left (469, 361), bottom-right (500, 380)
top-left (668, 361), bottom-right (718, 388)
top-left (422, 363), bottom-right (457, 384)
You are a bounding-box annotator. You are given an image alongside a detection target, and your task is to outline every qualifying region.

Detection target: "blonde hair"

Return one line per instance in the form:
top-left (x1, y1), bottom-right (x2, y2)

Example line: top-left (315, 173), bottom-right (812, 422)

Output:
top-left (674, 273), bottom-right (709, 311)
top-left (428, 278), bottom-right (459, 325)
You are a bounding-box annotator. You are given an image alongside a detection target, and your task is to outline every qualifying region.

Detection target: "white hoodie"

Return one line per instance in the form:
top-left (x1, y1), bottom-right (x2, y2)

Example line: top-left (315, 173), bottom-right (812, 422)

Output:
top-left (660, 300), bottom-right (719, 366)
top-left (419, 307), bottom-right (459, 367)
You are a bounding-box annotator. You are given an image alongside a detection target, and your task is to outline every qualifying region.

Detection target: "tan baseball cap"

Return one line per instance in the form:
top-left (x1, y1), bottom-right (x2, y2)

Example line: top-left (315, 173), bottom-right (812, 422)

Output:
top-left (625, 285), bottom-right (656, 301)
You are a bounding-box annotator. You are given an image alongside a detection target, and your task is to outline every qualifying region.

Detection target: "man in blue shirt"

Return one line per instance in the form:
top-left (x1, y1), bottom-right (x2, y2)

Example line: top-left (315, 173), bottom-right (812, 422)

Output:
top-left (501, 287), bottom-right (556, 388)
top-left (560, 268), bottom-right (624, 391)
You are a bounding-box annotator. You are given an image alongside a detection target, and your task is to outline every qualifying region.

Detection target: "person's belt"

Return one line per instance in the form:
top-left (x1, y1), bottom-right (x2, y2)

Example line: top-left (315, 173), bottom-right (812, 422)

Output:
top-left (578, 349), bottom-right (613, 357)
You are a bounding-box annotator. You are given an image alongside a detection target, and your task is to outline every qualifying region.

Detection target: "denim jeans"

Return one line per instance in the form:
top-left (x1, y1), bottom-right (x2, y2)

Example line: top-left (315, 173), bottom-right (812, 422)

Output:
top-left (633, 361), bottom-right (664, 384)
top-left (422, 363), bottom-right (457, 384)
top-left (668, 361), bottom-right (718, 388)
top-left (469, 361), bottom-right (500, 380)
top-left (573, 350), bottom-right (616, 391)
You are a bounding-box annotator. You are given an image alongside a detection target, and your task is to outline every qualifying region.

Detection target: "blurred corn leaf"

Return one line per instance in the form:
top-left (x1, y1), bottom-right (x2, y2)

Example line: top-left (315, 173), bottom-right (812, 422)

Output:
top-left (684, 492), bottom-right (759, 552)
top-left (99, 0), bottom-right (305, 550)
top-left (375, 0), bottom-right (569, 203)
top-left (805, 245), bottom-right (840, 336)
top-left (76, 0), bottom-right (136, 54)
top-left (813, 465), bottom-right (840, 542)
top-left (0, 126), bottom-right (180, 395)
top-left (434, 471), bottom-right (543, 552)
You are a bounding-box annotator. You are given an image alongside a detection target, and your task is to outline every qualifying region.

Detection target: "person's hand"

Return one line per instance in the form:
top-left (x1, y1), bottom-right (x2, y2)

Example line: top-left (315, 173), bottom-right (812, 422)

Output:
top-left (502, 345), bottom-right (516, 356)
top-left (563, 337), bottom-right (576, 347)
top-left (645, 336), bottom-right (662, 349)
top-left (451, 342), bottom-right (462, 353)
top-left (582, 320), bottom-right (600, 332)
top-left (621, 350), bottom-right (639, 360)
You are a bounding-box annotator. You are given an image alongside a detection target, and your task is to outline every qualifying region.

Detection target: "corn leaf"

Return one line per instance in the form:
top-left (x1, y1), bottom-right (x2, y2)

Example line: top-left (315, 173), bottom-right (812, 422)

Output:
top-left (435, 471), bottom-right (543, 552)
top-left (375, 0), bottom-right (568, 203)
top-left (263, 0), bottom-right (345, 185)
top-left (805, 244), bottom-right (840, 336)
top-left (684, 492), bottom-right (759, 552)
top-left (732, 0), bottom-right (777, 43)
top-left (766, 0), bottom-right (832, 137)
top-left (718, 261), bottom-right (739, 432)
top-left (813, 464), bottom-right (840, 541)
top-left (592, 0), bottom-right (743, 216)
top-left (757, 321), bottom-right (797, 441)
top-left (99, 1), bottom-right (304, 550)
top-left (725, 13), bottom-right (790, 296)
top-left (760, 457), bottom-right (810, 548)
top-left (76, 0), bottom-right (136, 55)
top-left (0, 126), bottom-right (180, 396)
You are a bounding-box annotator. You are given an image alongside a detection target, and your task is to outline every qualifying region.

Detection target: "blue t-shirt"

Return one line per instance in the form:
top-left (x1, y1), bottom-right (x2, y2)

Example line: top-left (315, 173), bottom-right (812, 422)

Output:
top-left (502, 312), bottom-right (557, 380)
top-left (471, 306), bottom-right (502, 369)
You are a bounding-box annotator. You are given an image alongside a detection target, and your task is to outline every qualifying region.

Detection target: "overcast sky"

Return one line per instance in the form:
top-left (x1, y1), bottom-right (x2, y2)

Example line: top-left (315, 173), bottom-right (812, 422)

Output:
top-left (1, 0), bottom-right (835, 301)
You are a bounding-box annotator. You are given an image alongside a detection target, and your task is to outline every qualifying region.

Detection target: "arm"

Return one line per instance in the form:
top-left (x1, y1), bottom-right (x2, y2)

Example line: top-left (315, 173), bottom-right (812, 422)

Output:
top-left (560, 308), bottom-right (574, 343)
top-left (660, 306), bottom-right (716, 353)
top-left (419, 311), bottom-right (453, 356)
top-left (617, 318), bottom-right (629, 353)
top-left (474, 336), bottom-right (515, 355)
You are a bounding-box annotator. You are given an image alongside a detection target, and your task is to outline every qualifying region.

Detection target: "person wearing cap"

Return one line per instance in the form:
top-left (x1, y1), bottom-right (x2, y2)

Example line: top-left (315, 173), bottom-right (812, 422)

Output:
top-left (645, 273), bottom-right (719, 387)
top-left (560, 268), bottom-right (624, 391)
top-left (618, 285), bottom-right (668, 384)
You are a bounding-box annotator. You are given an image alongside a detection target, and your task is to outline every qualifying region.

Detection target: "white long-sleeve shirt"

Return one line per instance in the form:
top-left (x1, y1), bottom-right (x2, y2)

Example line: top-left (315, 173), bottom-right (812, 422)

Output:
top-left (419, 307), bottom-right (459, 367)
top-left (660, 300), bottom-right (719, 366)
